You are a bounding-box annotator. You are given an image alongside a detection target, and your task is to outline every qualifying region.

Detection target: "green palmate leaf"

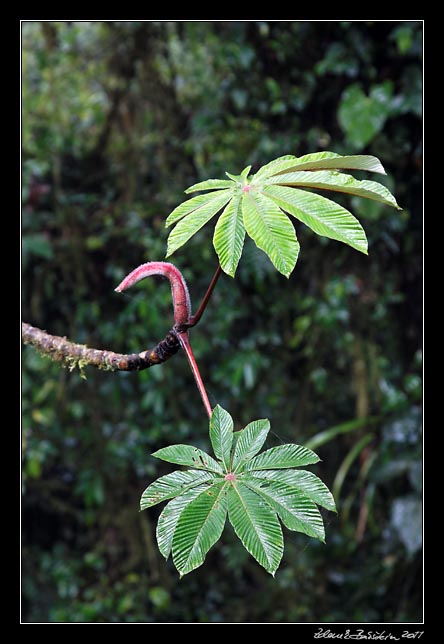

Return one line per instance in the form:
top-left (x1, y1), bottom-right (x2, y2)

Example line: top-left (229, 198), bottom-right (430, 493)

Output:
top-left (291, 152), bottom-right (386, 173)
top-left (213, 195), bottom-right (246, 277)
top-left (231, 418), bottom-right (270, 472)
top-left (242, 475), bottom-right (325, 541)
top-left (140, 469), bottom-right (216, 510)
top-left (228, 482), bottom-right (283, 576)
top-left (165, 190), bottom-right (230, 226)
top-left (156, 483), bottom-right (214, 559)
top-left (152, 445), bottom-right (223, 474)
top-left (225, 171), bottom-right (242, 182)
top-left (209, 405), bottom-right (234, 471)
top-left (264, 184), bottom-right (368, 254)
top-left (252, 152), bottom-right (386, 180)
top-left (164, 151), bottom-right (399, 277)
top-left (252, 154), bottom-right (298, 180)
top-left (172, 481), bottom-right (228, 576)
top-left (143, 405), bottom-right (336, 576)
top-left (249, 469), bottom-right (336, 512)
top-left (244, 444), bottom-right (320, 471)
top-left (231, 430), bottom-right (242, 457)
top-left (241, 165), bottom-right (252, 179)
top-left (166, 189), bottom-right (234, 256)
top-left (185, 179), bottom-right (235, 194)
top-left (242, 190), bottom-right (300, 278)
top-left (264, 170), bottom-right (401, 209)
top-left (225, 164), bottom-right (252, 183)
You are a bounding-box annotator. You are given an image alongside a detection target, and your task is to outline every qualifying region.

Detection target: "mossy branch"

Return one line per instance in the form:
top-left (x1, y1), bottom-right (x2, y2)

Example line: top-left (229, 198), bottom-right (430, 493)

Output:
top-left (21, 322), bottom-right (181, 372)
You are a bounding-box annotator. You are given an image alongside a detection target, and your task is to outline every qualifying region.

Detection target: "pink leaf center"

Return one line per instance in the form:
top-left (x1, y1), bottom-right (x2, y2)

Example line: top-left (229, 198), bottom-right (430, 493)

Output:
top-left (242, 185), bottom-right (252, 192)
top-left (224, 472), bottom-right (237, 481)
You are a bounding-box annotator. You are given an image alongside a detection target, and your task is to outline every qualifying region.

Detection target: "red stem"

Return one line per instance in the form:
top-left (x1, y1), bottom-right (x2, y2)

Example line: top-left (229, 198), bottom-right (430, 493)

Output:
top-left (115, 262), bottom-right (191, 326)
top-left (115, 261), bottom-right (222, 419)
top-left (187, 265), bottom-right (222, 327)
top-left (176, 331), bottom-right (213, 419)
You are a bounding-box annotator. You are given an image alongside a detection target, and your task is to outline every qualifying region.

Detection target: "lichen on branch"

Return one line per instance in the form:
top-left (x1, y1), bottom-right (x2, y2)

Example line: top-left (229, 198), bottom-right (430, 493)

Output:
top-left (21, 322), bottom-right (181, 372)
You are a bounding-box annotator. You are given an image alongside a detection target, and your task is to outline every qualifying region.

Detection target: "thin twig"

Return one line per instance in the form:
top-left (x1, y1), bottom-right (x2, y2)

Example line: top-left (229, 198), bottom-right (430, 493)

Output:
top-left (187, 264), bottom-right (222, 328)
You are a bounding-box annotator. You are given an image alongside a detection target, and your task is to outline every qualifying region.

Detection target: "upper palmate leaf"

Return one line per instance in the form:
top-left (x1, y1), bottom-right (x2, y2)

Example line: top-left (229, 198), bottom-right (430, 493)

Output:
top-left (141, 405), bottom-right (335, 577)
top-left (165, 152), bottom-right (400, 277)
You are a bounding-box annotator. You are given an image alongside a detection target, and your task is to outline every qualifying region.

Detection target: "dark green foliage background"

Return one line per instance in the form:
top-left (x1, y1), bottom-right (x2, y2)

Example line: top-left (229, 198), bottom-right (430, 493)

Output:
top-left (22, 21), bottom-right (422, 623)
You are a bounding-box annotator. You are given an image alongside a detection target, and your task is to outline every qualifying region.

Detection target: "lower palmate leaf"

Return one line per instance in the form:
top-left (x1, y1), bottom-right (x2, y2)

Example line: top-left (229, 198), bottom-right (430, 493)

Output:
top-left (141, 405), bottom-right (336, 577)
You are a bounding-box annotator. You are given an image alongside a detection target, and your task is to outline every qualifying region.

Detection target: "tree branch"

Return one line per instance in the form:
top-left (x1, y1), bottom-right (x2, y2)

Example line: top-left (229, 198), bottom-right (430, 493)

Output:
top-left (21, 322), bottom-right (180, 372)
top-left (22, 263), bottom-right (223, 417)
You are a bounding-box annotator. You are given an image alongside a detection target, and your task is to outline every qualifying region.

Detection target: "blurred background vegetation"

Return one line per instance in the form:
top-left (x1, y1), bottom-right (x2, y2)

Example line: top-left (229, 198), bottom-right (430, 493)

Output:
top-left (21, 21), bottom-right (422, 623)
